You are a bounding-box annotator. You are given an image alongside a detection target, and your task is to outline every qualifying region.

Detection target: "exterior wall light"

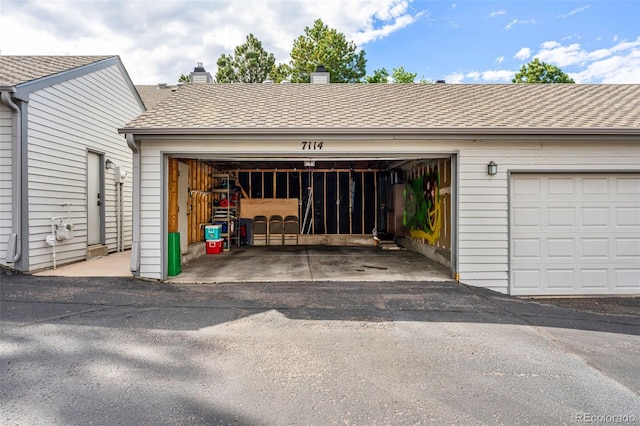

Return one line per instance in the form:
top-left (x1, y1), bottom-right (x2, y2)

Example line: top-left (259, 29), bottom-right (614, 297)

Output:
top-left (487, 161), bottom-right (498, 176)
top-left (105, 159), bottom-right (115, 170)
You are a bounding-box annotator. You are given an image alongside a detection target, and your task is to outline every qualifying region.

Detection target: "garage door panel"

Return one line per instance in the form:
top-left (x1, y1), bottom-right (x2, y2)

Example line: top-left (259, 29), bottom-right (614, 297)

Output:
top-left (617, 177), bottom-right (640, 194)
top-left (616, 269), bottom-right (640, 288)
top-left (547, 178), bottom-right (575, 195)
top-left (582, 208), bottom-right (609, 227)
top-left (582, 177), bottom-right (609, 195)
top-left (617, 208), bottom-right (640, 226)
top-left (510, 173), bottom-right (640, 296)
top-left (548, 208), bottom-right (575, 227)
top-left (581, 269), bottom-right (609, 288)
top-left (512, 270), bottom-right (540, 290)
top-left (547, 269), bottom-right (575, 289)
top-left (581, 238), bottom-right (609, 258)
top-left (513, 208), bottom-right (540, 227)
top-left (513, 178), bottom-right (540, 196)
top-left (512, 239), bottom-right (540, 258)
top-left (616, 238), bottom-right (640, 257)
top-left (547, 238), bottom-right (576, 258)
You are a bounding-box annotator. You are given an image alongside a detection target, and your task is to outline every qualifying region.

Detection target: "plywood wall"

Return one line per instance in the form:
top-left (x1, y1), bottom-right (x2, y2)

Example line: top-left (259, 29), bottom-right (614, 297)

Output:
top-left (403, 158), bottom-right (451, 250)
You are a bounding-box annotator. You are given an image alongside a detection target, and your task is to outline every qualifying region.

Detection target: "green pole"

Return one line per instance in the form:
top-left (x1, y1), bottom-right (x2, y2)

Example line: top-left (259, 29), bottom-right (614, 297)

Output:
top-left (167, 232), bottom-right (181, 276)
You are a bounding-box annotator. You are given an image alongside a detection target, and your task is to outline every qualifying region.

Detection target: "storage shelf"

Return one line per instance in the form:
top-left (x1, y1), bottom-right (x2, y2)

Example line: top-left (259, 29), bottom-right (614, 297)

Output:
top-left (211, 173), bottom-right (240, 250)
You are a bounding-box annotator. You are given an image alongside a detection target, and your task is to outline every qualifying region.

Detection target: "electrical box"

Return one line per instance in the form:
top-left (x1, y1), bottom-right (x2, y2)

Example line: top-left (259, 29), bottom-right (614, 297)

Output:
top-left (115, 167), bottom-right (128, 183)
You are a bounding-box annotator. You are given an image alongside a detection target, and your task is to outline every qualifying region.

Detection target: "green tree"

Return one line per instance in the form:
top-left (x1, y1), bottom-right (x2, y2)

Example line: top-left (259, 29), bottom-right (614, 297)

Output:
top-left (391, 67), bottom-right (417, 83)
top-left (365, 68), bottom-right (390, 83)
top-left (512, 58), bottom-right (575, 83)
top-left (215, 34), bottom-right (276, 83)
top-left (287, 19), bottom-right (367, 83)
top-left (178, 74), bottom-right (190, 83)
top-left (269, 63), bottom-right (292, 83)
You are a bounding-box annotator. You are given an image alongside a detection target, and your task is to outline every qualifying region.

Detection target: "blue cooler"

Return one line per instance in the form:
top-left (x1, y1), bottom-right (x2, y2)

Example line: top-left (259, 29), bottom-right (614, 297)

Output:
top-left (205, 224), bottom-right (221, 240)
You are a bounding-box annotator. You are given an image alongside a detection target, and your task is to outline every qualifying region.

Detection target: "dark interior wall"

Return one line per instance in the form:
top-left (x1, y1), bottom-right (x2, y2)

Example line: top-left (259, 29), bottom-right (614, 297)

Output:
top-left (237, 169), bottom-right (382, 235)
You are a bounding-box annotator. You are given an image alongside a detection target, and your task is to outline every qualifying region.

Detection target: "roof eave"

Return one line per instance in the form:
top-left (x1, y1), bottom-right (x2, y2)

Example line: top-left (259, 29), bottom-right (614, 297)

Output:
top-left (118, 127), bottom-right (640, 138)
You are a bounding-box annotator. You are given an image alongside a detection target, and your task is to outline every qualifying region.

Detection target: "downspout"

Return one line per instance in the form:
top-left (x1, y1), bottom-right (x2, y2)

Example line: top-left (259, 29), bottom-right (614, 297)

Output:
top-left (126, 133), bottom-right (141, 274)
top-left (1, 90), bottom-right (22, 263)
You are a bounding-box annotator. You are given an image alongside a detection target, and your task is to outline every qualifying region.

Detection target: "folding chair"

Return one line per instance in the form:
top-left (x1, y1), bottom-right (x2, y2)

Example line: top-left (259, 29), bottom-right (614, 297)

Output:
top-left (252, 215), bottom-right (268, 246)
top-left (283, 215), bottom-right (299, 245)
top-left (268, 215), bottom-right (284, 246)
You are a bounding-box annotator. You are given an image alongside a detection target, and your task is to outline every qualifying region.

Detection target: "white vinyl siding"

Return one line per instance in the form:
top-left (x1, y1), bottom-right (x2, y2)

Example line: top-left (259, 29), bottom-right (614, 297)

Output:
top-left (139, 145), bottom-right (163, 279)
top-left (26, 64), bottom-right (143, 271)
top-left (0, 104), bottom-right (13, 264)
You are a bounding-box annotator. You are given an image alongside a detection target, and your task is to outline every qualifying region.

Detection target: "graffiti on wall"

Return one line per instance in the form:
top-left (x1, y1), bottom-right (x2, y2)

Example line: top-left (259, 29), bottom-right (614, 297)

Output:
top-left (403, 165), bottom-right (442, 244)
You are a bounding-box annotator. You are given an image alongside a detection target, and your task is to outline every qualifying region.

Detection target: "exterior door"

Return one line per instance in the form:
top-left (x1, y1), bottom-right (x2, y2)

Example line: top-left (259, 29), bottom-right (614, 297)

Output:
top-left (87, 152), bottom-right (102, 245)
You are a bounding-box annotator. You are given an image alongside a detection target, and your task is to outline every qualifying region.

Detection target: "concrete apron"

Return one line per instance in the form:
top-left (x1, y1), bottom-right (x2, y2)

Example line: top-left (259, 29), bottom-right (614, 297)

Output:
top-left (169, 246), bottom-right (453, 284)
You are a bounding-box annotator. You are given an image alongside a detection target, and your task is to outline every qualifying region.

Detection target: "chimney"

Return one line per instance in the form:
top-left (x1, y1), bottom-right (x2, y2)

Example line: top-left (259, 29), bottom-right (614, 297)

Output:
top-left (190, 62), bottom-right (213, 84)
top-left (310, 65), bottom-right (330, 84)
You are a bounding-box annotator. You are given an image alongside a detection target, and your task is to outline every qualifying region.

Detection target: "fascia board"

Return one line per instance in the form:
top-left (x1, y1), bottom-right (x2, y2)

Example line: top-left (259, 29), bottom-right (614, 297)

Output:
top-left (118, 127), bottom-right (640, 138)
top-left (12, 57), bottom-right (119, 101)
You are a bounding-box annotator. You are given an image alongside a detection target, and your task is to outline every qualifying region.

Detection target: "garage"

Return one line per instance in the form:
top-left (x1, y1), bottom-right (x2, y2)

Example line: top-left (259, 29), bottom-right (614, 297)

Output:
top-left (510, 173), bottom-right (640, 296)
top-left (122, 80), bottom-right (640, 295)
top-left (164, 155), bottom-right (455, 279)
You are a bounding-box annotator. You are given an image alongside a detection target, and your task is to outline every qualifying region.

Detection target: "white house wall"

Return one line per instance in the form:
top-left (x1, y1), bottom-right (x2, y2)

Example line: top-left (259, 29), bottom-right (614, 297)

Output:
top-left (458, 140), bottom-right (640, 294)
top-left (0, 104), bottom-right (12, 263)
top-left (135, 137), bottom-right (640, 290)
top-left (26, 64), bottom-right (143, 271)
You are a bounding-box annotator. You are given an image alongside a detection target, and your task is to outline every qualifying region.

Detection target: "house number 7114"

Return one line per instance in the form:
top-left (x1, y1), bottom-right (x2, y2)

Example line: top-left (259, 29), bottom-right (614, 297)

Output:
top-left (301, 141), bottom-right (323, 150)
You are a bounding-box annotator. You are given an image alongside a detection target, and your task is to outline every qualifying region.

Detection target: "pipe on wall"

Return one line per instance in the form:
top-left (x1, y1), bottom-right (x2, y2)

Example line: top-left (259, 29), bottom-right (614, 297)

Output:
top-left (1, 90), bottom-right (22, 263)
top-left (126, 133), bottom-right (140, 273)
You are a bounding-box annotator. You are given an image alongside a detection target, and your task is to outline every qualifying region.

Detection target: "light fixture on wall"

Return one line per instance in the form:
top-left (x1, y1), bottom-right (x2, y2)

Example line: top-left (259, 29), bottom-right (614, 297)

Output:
top-left (487, 161), bottom-right (498, 176)
top-left (105, 159), bottom-right (115, 170)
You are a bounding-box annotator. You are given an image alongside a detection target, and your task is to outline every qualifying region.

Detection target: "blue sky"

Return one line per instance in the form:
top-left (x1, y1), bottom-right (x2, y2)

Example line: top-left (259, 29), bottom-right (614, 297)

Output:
top-left (1, 0), bottom-right (638, 84)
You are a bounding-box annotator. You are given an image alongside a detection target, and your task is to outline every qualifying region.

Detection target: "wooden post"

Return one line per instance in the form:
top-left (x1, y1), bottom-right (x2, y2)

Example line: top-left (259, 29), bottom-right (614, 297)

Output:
top-left (374, 171), bottom-right (378, 235)
top-left (190, 160), bottom-right (197, 243)
top-left (361, 172), bottom-right (365, 235)
top-left (168, 158), bottom-right (179, 233)
top-left (324, 172), bottom-right (327, 234)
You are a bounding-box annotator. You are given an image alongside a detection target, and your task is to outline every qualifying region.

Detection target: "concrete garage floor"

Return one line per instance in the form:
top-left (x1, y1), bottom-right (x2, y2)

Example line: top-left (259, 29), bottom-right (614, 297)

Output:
top-left (34, 246), bottom-right (452, 283)
top-left (170, 245), bottom-right (453, 283)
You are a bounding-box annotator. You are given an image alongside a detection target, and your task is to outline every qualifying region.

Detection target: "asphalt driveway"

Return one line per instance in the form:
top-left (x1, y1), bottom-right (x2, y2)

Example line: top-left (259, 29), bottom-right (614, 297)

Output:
top-left (1, 273), bottom-right (639, 425)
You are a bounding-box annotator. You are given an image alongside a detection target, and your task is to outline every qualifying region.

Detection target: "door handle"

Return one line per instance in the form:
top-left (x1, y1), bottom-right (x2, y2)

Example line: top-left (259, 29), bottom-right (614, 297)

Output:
top-left (97, 192), bottom-right (101, 206)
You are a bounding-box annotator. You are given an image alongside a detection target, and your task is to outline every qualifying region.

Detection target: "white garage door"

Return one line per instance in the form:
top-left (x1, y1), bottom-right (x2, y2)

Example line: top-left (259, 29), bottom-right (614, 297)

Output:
top-left (510, 173), bottom-right (640, 296)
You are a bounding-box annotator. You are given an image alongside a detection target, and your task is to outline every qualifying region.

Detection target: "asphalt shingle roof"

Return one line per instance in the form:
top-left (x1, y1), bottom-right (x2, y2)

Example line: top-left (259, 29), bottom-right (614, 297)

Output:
top-left (122, 83), bottom-right (640, 134)
top-left (135, 84), bottom-right (179, 110)
top-left (0, 55), bottom-right (113, 87)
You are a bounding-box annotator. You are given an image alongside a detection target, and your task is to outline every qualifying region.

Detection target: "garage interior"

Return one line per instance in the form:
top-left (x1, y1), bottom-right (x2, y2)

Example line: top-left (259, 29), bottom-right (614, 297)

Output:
top-left (168, 156), bottom-right (454, 279)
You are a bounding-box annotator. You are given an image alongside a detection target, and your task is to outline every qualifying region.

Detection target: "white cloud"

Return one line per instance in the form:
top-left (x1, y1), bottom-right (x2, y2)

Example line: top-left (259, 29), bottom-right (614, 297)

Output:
top-left (0, 0), bottom-right (421, 84)
top-left (443, 72), bottom-right (465, 84)
top-left (557, 5), bottom-right (591, 19)
top-left (466, 71), bottom-right (480, 81)
top-left (504, 19), bottom-right (536, 30)
top-left (489, 10), bottom-right (506, 17)
top-left (514, 47), bottom-right (532, 61)
top-left (445, 69), bottom-right (513, 84)
top-left (571, 44), bottom-right (640, 83)
top-left (480, 70), bottom-right (513, 82)
top-left (532, 36), bottom-right (640, 83)
top-left (495, 56), bottom-right (504, 64)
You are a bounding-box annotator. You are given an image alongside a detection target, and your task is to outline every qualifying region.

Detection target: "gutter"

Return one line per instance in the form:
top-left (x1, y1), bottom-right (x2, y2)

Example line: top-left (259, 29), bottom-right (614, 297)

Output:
top-left (126, 134), bottom-right (141, 274)
top-left (1, 90), bottom-right (22, 263)
top-left (118, 126), bottom-right (640, 138)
